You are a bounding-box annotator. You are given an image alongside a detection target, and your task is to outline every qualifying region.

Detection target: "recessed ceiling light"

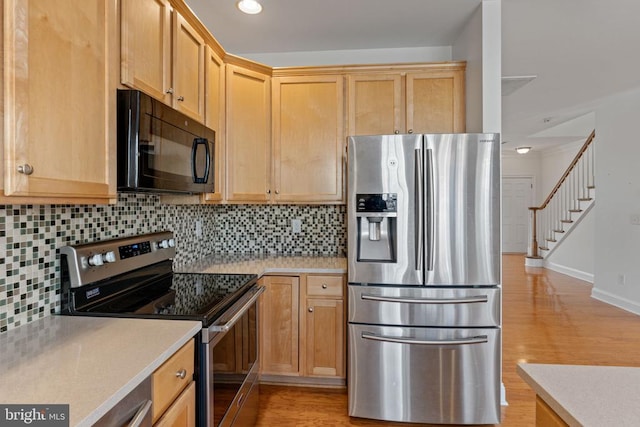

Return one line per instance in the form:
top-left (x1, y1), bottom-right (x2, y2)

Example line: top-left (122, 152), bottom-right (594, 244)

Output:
top-left (237, 0), bottom-right (262, 14)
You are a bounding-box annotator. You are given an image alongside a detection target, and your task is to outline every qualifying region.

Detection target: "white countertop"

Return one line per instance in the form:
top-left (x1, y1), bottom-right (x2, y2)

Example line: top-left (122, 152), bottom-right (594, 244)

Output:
top-left (517, 363), bottom-right (640, 426)
top-left (176, 253), bottom-right (347, 275)
top-left (0, 315), bottom-right (201, 427)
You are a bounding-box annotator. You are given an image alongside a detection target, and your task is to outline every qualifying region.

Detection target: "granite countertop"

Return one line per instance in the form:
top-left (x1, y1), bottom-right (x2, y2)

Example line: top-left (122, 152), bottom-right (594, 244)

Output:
top-left (517, 363), bottom-right (640, 426)
top-left (0, 316), bottom-right (201, 427)
top-left (175, 253), bottom-right (347, 275)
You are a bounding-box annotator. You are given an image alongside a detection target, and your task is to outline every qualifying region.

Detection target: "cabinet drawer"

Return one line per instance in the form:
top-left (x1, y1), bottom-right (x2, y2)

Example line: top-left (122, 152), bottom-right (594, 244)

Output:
top-left (307, 275), bottom-right (344, 297)
top-left (152, 339), bottom-right (195, 422)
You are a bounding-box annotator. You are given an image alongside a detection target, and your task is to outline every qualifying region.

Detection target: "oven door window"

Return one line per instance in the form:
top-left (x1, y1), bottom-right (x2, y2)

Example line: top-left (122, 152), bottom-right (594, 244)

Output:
top-left (139, 115), bottom-right (212, 192)
top-left (211, 303), bottom-right (257, 426)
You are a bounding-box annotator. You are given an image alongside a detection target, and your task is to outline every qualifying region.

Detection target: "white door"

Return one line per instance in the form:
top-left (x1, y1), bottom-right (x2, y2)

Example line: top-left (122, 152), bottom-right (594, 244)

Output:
top-left (502, 177), bottom-right (533, 253)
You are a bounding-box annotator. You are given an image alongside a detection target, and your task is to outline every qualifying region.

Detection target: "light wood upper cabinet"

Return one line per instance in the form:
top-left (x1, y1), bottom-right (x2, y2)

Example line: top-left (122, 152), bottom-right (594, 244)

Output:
top-left (172, 12), bottom-right (205, 121)
top-left (347, 65), bottom-right (466, 136)
top-left (121, 0), bottom-right (171, 104)
top-left (272, 75), bottom-right (345, 203)
top-left (225, 64), bottom-right (271, 203)
top-left (407, 69), bottom-right (465, 134)
top-left (1, 0), bottom-right (117, 202)
top-left (202, 46), bottom-right (225, 202)
top-left (347, 74), bottom-right (402, 135)
top-left (121, 0), bottom-right (205, 122)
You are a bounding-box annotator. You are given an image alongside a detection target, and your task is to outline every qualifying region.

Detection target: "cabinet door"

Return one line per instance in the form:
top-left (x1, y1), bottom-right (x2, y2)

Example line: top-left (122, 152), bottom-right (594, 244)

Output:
top-left (406, 70), bottom-right (466, 134)
top-left (347, 74), bottom-right (402, 135)
top-left (305, 298), bottom-right (345, 378)
top-left (272, 75), bottom-right (344, 203)
top-left (225, 65), bottom-right (271, 202)
top-left (154, 381), bottom-right (196, 427)
top-left (3, 0), bottom-right (115, 199)
top-left (203, 46), bottom-right (225, 202)
top-left (172, 11), bottom-right (205, 122)
top-left (259, 276), bottom-right (299, 375)
top-left (121, 0), bottom-right (171, 104)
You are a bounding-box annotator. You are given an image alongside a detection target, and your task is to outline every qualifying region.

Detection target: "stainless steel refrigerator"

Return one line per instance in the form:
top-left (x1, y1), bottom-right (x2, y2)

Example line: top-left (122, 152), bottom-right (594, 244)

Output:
top-left (347, 133), bottom-right (501, 425)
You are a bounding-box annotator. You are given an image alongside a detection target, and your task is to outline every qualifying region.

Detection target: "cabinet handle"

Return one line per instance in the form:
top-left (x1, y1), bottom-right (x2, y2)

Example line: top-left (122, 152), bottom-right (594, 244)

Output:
top-left (177, 96), bottom-right (185, 102)
top-left (17, 164), bottom-right (34, 175)
top-left (322, 284), bottom-right (328, 289)
top-left (408, 129), bottom-right (414, 134)
top-left (308, 307), bottom-right (313, 313)
top-left (175, 369), bottom-right (187, 379)
top-left (166, 88), bottom-right (174, 94)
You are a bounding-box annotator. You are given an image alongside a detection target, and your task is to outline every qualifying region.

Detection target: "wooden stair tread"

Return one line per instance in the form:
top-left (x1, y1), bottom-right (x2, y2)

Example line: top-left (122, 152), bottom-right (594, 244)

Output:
top-left (553, 229), bottom-right (565, 233)
top-left (587, 185), bottom-right (596, 189)
top-left (578, 198), bottom-right (593, 201)
top-left (539, 246), bottom-right (550, 251)
top-left (560, 220), bottom-right (574, 223)
top-left (569, 209), bottom-right (583, 213)
top-left (545, 238), bottom-right (557, 242)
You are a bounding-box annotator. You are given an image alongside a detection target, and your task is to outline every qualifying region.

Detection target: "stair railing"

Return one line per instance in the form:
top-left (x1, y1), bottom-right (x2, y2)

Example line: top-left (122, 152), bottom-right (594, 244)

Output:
top-left (528, 130), bottom-right (596, 259)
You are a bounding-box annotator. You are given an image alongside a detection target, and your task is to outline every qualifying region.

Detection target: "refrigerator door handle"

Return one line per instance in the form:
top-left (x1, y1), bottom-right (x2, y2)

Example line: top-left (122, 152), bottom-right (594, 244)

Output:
top-left (361, 294), bottom-right (489, 304)
top-left (362, 332), bottom-right (488, 346)
top-left (425, 148), bottom-right (435, 271)
top-left (415, 148), bottom-right (423, 271)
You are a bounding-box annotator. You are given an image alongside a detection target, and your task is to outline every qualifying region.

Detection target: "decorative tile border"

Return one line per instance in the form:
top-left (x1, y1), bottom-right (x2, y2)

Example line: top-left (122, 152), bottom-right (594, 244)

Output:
top-left (0, 194), bottom-right (346, 333)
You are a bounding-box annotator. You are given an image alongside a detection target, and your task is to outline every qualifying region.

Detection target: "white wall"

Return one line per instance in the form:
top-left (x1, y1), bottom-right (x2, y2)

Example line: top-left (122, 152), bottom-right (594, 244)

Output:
top-left (539, 140), bottom-right (583, 200)
top-left (546, 208), bottom-right (594, 282)
top-left (592, 86), bottom-right (640, 315)
top-left (453, 0), bottom-right (502, 134)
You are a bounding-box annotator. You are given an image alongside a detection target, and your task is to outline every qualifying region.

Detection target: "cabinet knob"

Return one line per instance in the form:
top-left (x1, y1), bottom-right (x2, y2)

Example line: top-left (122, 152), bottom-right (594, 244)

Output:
top-left (308, 307), bottom-right (314, 313)
top-left (177, 96), bottom-right (185, 102)
top-left (266, 189), bottom-right (271, 194)
top-left (17, 164), bottom-right (34, 175)
top-left (394, 130), bottom-right (400, 134)
top-left (408, 129), bottom-right (414, 134)
top-left (175, 369), bottom-right (187, 379)
top-left (275, 190), bottom-right (280, 195)
top-left (322, 284), bottom-right (328, 289)
top-left (166, 88), bottom-right (174, 94)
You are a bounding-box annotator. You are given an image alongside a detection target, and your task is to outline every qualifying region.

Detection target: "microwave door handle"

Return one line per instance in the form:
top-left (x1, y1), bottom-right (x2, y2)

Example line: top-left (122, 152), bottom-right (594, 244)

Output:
top-left (191, 138), bottom-right (211, 184)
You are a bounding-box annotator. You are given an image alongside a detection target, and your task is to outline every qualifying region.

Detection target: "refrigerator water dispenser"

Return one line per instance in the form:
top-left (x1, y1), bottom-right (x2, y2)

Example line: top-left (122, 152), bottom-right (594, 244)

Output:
top-left (356, 193), bottom-right (397, 262)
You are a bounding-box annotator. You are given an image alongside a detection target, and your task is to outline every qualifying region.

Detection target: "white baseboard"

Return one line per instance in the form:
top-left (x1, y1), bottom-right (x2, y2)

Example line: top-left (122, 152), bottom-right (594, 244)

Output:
top-left (501, 382), bottom-right (508, 406)
top-left (591, 288), bottom-right (640, 316)
top-left (544, 261), bottom-right (594, 283)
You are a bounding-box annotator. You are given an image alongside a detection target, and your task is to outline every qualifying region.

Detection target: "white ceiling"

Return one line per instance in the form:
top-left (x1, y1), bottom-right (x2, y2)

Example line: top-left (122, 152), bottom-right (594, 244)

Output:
top-left (185, 0), bottom-right (640, 152)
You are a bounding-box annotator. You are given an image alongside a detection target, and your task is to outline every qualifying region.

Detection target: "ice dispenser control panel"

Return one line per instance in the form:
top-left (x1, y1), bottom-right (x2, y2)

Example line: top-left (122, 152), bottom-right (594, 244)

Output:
top-left (356, 193), bottom-right (397, 213)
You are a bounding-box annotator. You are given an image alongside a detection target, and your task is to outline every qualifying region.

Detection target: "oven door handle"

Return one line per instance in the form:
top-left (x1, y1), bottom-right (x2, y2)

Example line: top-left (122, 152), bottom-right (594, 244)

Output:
top-left (209, 286), bottom-right (265, 332)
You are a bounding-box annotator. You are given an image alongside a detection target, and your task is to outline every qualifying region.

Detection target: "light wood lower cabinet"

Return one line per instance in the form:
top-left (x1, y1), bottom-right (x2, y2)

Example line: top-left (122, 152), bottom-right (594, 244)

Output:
top-left (259, 274), bottom-right (346, 385)
top-left (535, 396), bottom-right (569, 427)
top-left (152, 339), bottom-right (195, 425)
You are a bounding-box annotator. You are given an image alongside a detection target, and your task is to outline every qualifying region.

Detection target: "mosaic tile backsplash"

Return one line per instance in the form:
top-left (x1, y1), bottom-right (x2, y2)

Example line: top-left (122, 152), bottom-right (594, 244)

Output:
top-left (0, 193), bottom-right (347, 333)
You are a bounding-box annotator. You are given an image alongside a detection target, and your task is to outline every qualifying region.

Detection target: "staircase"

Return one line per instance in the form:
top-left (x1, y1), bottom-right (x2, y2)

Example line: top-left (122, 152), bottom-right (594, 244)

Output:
top-left (526, 130), bottom-right (596, 264)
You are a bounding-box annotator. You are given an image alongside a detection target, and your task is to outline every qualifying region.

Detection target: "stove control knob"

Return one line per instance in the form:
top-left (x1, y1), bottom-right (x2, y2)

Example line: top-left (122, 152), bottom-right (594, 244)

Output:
top-left (103, 251), bottom-right (117, 263)
top-left (88, 254), bottom-right (104, 267)
top-left (168, 238), bottom-right (176, 248)
top-left (158, 239), bottom-right (170, 249)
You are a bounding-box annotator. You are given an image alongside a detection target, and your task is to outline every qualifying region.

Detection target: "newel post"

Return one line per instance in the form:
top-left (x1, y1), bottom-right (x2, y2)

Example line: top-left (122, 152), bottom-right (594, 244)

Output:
top-left (528, 207), bottom-right (541, 259)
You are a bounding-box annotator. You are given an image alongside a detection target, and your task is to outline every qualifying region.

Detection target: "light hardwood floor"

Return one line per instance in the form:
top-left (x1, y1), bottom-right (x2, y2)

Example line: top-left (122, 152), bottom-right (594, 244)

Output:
top-left (256, 254), bottom-right (640, 426)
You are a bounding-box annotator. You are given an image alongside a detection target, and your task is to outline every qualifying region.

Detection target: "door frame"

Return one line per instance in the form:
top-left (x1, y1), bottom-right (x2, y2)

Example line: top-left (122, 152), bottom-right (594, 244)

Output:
top-left (501, 175), bottom-right (536, 254)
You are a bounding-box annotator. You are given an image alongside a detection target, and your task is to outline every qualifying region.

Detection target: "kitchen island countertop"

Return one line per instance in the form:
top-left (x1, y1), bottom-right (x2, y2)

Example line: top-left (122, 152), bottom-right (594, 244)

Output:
top-left (0, 315), bottom-right (201, 427)
top-left (176, 253), bottom-right (347, 275)
top-left (517, 363), bottom-right (640, 426)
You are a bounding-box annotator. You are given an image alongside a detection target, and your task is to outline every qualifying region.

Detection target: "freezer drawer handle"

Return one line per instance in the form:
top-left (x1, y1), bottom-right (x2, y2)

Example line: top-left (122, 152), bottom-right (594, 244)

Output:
top-left (362, 332), bottom-right (488, 346)
top-left (361, 294), bottom-right (489, 304)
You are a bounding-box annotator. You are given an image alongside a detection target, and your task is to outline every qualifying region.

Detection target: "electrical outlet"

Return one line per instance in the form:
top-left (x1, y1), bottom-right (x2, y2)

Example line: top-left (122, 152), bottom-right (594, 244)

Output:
top-left (195, 220), bottom-right (202, 237)
top-left (631, 215), bottom-right (640, 225)
top-left (617, 274), bottom-right (626, 285)
top-left (292, 219), bottom-right (302, 234)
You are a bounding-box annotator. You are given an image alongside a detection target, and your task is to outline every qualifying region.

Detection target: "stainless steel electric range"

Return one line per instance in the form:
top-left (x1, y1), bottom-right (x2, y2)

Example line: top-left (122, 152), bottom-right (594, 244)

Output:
top-left (60, 231), bottom-right (263, 427)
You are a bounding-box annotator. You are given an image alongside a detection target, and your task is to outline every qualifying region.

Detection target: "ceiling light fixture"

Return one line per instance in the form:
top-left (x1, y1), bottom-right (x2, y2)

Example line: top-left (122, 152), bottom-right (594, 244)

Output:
top-left (237, 0), bottom-right (262, 14)
top-left (515, 147), bottom-right (531, 154)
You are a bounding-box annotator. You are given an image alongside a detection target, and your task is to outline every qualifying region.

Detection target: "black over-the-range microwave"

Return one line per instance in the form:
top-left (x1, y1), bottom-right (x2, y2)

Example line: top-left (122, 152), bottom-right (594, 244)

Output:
top-left (117, 89), bottom-right (215, 194)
